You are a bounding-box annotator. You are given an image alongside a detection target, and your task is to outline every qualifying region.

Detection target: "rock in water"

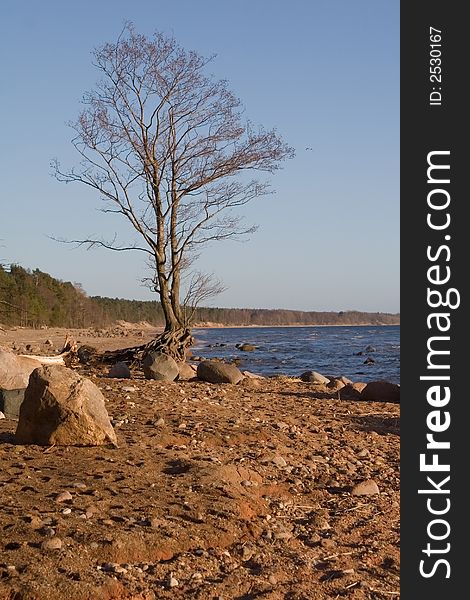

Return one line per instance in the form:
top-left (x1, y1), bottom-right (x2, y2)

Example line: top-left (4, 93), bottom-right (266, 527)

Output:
top-left (239, 343), bottom-right (256, 352)
top-left (15, 365), bottom-right (117, 446)
top-left (361, 381), bottom-right (400, 403)
top-left (197, 361), bottom-right (244, 384)
top-left (142, 352), bottom-right (179, 381)
top-left (300, 371), bottom-right (330, 384)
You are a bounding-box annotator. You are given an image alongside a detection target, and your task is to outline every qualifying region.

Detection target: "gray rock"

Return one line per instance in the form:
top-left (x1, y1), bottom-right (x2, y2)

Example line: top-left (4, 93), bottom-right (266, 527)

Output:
top-left (55, 491), bottom-right (73, 503)
top-left (0, 388), bottom-right (25, 418)
top-left (351, 479), bottom-right (380, 495)
top-left (0, 348), bottom-right (43, 390)
top-left (197, 361), bottom-right (244, 384)
top-left (177, 362), bottom-right (197, 381)
top-left (300, 371), bottom-right (330, 384)
top-left (272, 455), bottom-right (287, 468)
top-left (361, 381), bottom-right (400, 403)
top-left (326, 378), bottom-right (346, 392)
top-left (337, 383), bottom-right (363, 400)
top-left (142, 352), bottom-right (179, 381)
top-left (15, 365), bottom-right (118, 446)
top-left (108, 362), bottom-right (131, 379)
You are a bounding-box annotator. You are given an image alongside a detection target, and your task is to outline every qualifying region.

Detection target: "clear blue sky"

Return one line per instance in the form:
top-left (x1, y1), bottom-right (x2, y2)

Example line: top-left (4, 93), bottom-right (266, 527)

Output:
top-left (0, 0), bottom-right (399, 313)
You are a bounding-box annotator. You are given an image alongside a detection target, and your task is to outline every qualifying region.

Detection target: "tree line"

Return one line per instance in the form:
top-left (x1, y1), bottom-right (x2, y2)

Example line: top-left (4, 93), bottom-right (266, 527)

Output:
top-left (0, 265), bottom-right (399, 329)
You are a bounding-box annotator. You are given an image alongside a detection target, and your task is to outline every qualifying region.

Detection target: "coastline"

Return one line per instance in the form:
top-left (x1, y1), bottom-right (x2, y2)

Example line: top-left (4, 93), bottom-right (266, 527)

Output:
top-left (193, 322), bottom-right (400, 329)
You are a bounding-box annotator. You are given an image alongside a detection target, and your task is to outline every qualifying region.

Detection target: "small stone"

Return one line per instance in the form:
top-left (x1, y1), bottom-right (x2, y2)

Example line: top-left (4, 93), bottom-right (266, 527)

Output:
top-left (114, 565), bottom-right (128, 574)
top-left (42, 527), bottom-right (56, 537)
top-left (351, 479), bottom-right (380, 495)
top-left (55, 491), bottom-right (73, 503)
top-left (122, 386), bottom-right (137, 393)
top-left (357, 449), bottom-right (370, 459)
top-left (41, 537), bottom-right (62, 551)
top-left (0, 411), bottom-right (5, 419)
top-left (150, 517), bottom-right (162, 529)
top-left (272, 456), bottom-right (287, 468)
top-left (27, 515), bottom-right (44, 529)
top-left (62, 508), bottom-right (72, 515)
top-left (274, 530), bottom-right (292, 540)
top-left (312, 515), bottom-right (331, 530)
top-left (268, 574), bottom-right (278, 585)
top-left (85, 506), bottom-right (97, 518)
top-left (155, 417), bottom-right (165, 427)
top-left (169, 575), bottom-right (179, 587)
top-left (108, 362), bottom-right (131, 379)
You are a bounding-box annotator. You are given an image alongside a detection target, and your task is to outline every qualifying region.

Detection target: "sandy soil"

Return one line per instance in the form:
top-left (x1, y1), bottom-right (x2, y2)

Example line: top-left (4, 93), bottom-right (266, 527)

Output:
top-left (0, 326), bottom-right (400, 600)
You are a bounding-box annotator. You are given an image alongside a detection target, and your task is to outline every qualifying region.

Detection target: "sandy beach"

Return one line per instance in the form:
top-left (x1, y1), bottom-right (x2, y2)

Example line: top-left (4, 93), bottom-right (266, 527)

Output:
top-left (0, 326), bottom-right (399, 599)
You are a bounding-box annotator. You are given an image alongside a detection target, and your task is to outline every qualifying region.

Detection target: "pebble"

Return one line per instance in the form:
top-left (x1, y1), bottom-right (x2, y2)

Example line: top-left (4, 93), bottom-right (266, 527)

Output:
top-left (41, 537), bottom-right (62, 551)
top-left (357, 449), bottom-right (370, 458)
top-left (0, 411), bottom-right (5, 419)
top-left (272, 456), bottom-right (287, 468)
top-left (73, 482), bottom-right (87, 490)
top-left (62, 508), bottom-right (72, 515)
top-left (312, 515), bottom-right (331, 530)
top-left (155, 417), bottom-right (165, 427)
top-left (27, 515), bottom-right (44, 529)
top-left (122, 386), bottom-right (137, 393)
top-left (273, 530), bottom-right (292, 540)
top-left (320, 538), bottom-right (336, 549)
top-left (55, 491), bottom-right (73, 503)
top-left (169, 575), bottom-right (179, 587)
top-left (351, 479), bottom-right (380, 496)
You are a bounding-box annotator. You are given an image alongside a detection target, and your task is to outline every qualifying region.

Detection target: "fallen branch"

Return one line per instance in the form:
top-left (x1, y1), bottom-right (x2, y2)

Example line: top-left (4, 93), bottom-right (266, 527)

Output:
top-left (17, 336), bottom-right (77, 366)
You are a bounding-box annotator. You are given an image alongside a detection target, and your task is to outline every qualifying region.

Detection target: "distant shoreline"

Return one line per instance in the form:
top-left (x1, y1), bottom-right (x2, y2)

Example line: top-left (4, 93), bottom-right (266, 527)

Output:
top-left (192, 323), bottom-right (400, 329)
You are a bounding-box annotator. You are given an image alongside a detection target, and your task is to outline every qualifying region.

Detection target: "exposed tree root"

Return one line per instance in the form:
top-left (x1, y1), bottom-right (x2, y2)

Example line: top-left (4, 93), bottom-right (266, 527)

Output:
top-left (98, 327), bottom-right (194, 365)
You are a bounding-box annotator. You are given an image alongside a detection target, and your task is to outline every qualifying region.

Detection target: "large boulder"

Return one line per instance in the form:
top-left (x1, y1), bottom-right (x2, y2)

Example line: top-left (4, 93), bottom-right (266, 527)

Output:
top-left (143, 352), bottom-right (179, 381)
top-left (15, 365), bottom-right (117, 446)
top-left (0, 348), bottom-right (42, 390)
top-left (300, 370), bottom-right (330, 384)
top-left (197, 361), bottom-right (244, 384)
top-left (361, 380), bottom-right (400, 403)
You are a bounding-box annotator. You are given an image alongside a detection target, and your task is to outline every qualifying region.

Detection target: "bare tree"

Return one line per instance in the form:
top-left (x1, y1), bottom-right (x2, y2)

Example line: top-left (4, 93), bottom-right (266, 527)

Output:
top-left (54, 24), bottom-right (293, 360)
